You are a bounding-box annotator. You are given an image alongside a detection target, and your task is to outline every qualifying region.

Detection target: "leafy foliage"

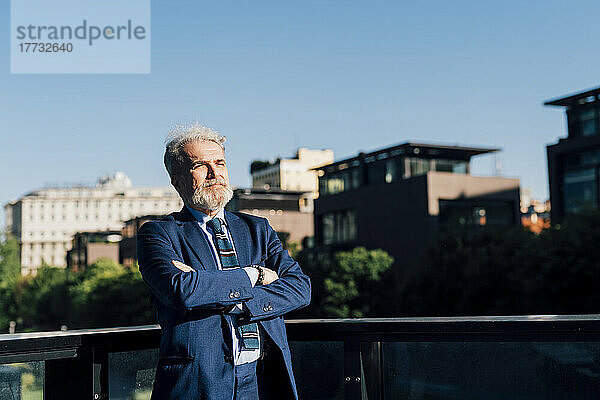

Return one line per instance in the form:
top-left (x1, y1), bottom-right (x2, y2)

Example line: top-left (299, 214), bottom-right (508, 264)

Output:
top-left (0, 235), bottom-right (20, 330)
top-left (398, 210), bottom-right (600, 316)
top-left (4, 257), bottom-right (155, 332)
top-left (295, 247), bottom-right (394, 318)
top-left (68, 259), bottom-right (154, 328)
top-left (0, 235), bottom-right (20, 281)
top-left (17, 265), bottom-right (74, 329)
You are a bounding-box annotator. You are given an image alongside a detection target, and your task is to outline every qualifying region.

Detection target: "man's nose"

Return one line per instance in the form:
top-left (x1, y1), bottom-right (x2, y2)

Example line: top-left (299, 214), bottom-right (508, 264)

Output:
top-left (205, 165), bottom-right (216, 179)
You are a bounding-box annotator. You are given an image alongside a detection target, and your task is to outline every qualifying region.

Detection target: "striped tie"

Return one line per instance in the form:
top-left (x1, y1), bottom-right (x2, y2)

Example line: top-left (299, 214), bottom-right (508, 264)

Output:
top-left (206, 217), bottom-right (259, 350)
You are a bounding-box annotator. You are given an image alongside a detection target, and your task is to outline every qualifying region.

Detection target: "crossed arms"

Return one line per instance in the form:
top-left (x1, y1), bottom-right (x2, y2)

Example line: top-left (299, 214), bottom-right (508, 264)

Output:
top-left (137, 218), bottom-right (311, 321)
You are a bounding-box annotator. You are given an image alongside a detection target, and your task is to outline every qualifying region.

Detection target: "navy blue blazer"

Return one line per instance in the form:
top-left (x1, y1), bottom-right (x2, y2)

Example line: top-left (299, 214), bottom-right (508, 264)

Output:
top-left (137, 207), bottom-right (311, 400)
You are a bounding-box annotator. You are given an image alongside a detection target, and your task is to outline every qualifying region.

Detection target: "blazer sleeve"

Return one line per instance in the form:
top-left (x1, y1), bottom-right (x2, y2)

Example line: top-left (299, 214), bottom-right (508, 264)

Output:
top-left (243, 218), bottom-right (311, 322)
top-left (137, 221), bottom-right (254, 314)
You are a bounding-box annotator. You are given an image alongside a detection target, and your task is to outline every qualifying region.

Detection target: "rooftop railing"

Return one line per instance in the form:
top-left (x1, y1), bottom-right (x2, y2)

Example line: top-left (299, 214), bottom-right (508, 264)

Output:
top-left (1, 315), bottom-right (600, 399)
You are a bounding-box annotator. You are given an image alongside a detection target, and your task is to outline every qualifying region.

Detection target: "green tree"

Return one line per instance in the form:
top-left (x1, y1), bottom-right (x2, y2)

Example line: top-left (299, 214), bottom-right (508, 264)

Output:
top-left (69, 258), bottom-right (154, 328)
top-left (296, 247), bottom-right (394, 318)
top-left (531, 210), bottom-right (600, 314)
top-left (0, 235), bottom-right (21, 331)
top-left (0, 234), bottom-right (20, 280)
top-left (17, 265), bottom-right (73, 330)
top-left (324, 247), bottom-right (394, 317)
top-left (399, 211), bottom-right (600, 317)
top-left (398, 223), bottom-right (538, 316)
top-left (13, 258), bottom-right (155, 332)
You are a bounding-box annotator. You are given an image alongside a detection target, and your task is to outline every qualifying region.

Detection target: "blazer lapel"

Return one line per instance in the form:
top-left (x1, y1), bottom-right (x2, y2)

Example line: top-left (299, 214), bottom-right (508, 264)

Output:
top-left (225, 211), bottom-right (252, 268)
top-left (176, 207), bottom-right (218, 271)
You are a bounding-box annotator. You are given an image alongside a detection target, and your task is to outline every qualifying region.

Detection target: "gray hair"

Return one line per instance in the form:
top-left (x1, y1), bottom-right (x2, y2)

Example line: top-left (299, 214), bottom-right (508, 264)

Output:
top-left (164, 122), bottom-right (227, 176)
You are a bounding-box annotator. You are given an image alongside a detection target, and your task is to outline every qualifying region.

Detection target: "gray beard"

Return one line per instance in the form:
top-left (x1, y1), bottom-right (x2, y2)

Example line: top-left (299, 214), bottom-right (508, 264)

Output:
top-left (181, 183), bottom-right (234, 212)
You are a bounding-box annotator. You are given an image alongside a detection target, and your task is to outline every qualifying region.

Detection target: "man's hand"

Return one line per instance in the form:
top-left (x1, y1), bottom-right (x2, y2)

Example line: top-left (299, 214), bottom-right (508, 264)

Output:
top-left (261, 267), bottom-right (279, 285)
top-left (172, 260), bottom-right (194, 272)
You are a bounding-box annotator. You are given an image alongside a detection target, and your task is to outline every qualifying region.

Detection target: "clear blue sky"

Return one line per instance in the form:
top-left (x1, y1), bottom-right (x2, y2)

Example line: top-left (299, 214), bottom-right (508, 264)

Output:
top-left (2, 0), bottom-right (599, 226)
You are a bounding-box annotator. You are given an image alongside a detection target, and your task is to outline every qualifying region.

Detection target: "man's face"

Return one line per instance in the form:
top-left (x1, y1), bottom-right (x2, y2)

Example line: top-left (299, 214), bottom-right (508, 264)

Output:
top-left (172, 140), bottom-right (233, 212)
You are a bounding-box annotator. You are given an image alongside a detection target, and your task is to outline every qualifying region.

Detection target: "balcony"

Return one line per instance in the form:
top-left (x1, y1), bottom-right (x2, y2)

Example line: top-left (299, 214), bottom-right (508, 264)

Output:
top-left (1, 315), bottom-right (600, 399)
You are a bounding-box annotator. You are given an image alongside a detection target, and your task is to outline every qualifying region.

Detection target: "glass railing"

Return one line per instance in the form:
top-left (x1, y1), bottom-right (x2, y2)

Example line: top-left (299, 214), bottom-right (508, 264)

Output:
top-left (1, 315), bottom-right (600, 399)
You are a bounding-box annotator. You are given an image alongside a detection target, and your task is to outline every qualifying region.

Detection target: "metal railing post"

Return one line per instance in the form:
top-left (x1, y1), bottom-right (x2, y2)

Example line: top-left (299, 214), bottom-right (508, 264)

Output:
top-left (93, 346), bottom-right (109, 400)
top-left (45, 348), bottom-right (94, 399)
top-left (344, 336), bottom-right (362, 400)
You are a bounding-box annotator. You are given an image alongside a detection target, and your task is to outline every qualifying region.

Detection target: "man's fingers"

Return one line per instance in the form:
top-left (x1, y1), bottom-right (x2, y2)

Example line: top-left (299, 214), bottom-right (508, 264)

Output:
top-left (172, 260), bottom-right (194, 272)
top-left (262, 267), bottom-right (279, 278)
top-left (262, 268), bottom-right (279, 285)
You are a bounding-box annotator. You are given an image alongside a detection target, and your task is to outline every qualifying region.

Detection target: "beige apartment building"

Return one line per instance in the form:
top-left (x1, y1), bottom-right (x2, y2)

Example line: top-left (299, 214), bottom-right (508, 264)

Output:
top-left (4, 172), bottom-right (182, 275)
top-left (227, 188), bottom-right (315, 248)
top-left (251, 148), bottom-right (334, 194)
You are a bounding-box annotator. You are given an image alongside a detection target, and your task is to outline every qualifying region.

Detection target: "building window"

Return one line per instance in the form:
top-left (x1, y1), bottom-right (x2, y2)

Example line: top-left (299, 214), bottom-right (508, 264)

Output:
top-left (351, 168), bottom-right (361, 189)
top-left (366, 161), bottom-right (386, 185)
top-left (439, 200), bottom-right (513, 226)
top-left (323, 173), bottom-right (349, 195)
top-left (565, 150), bottom-right (600, 169)
top-left (407, 157), bottom-right (431, 178)
top-left (385, 160), bottom-right (396, 183)
top-left (562, 150), bottom-right (600, 213)
top-left (579, 107), bottom-right (598, 137)
top-left (321, 209), bottom-right (357, 245)
top-left (435, 159), bottom-right (468, 174)
top-left (322, 214), bottom-right (334, 245)
top-left (563, 168), bottom-right (597, 213)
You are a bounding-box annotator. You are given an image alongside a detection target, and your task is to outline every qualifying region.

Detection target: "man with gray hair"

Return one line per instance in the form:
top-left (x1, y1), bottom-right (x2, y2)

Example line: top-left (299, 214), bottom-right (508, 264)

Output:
top-left (137, 123), bottom-right (311, 399)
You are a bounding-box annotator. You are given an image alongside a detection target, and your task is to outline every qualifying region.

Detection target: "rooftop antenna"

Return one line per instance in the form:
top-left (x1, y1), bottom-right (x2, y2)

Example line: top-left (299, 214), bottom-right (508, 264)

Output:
top-left (493, 153), bottom-right (502, 176)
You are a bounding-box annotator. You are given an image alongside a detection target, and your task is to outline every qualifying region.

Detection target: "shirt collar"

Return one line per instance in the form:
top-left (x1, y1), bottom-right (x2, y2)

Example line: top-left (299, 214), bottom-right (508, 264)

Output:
top-left (186, 206), bottom-right (226, 227)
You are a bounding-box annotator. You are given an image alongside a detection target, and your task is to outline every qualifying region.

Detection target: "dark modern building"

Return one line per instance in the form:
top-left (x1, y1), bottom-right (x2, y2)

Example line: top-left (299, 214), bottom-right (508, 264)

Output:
top-left (313, 142), bottom-right (520, 266)
top-left (66, 231), bottom-right (121, 272)
top-left (120, 215), bottom-right (166, 268)
top-left (226, 188), bottom-right (314, 248)
top-left (546, 86), bottom-right (600, 220)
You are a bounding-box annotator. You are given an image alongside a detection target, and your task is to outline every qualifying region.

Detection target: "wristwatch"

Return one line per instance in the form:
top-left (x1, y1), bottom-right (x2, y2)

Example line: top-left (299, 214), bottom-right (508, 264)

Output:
top-left (250, 265), bottom-right (265, 285)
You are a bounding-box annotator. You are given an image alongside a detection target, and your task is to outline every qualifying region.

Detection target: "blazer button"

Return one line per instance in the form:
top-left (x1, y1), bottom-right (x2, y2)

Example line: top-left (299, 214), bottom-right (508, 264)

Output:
top-left (224, 354), bottom-right (232, 363)
top-left (229, 292), bottom-right (235, 299)
top-left (262, 305), bottom-right (269, 312)
top-left (233, 291), bottom-right (240, 298)
top-left (268, 305), bottom-right (273, 311)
